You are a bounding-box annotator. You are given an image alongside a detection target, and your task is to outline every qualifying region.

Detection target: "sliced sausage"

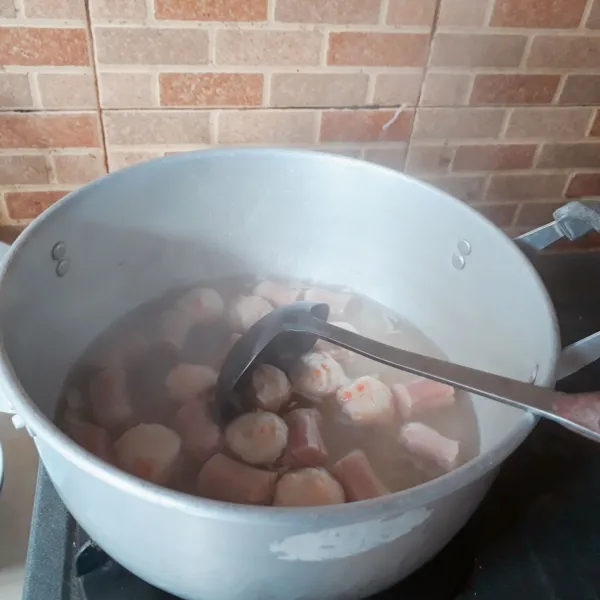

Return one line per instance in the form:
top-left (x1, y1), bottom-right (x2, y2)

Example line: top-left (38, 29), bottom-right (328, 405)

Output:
top-left (89, 368), bottom-right (135, 431)
top-left (399, 422), bottom-right (459, 472)
top-left (332, 449), bottom-right (390, 502)
top-left (159, 308), bottom-right (197, 349)
top-left (225, 412), bottom-right (288, 466)
top-left (176, 287), bottom-right (224, 324)
top-left (197, 453), bottom-right (277, 505)
top-left (336, 376), bottom-right (394, 425)
top-left (114, 423), bottom-right (182, 485)
top-left (253, 280), bottom-right (301, 307)
top-left (227, 295), bottom-right (273, 332)
top-left (304, 288), bottom-right (351, 318)
top-left (68, 421), bottom-right (113, 462)
top-left (274, 468), bottom-right (345, 507)
top-left (165, 363), bottom-right (217, 404)
top-left (251, 364), bottom-right (292, 412)
top-left (282, 408), bottom-right (328, 468)
top-left (392, 378), bottom-right (455, 420)
top-left (172, 401), bottom-right (223, 464)
top-left (289, 351), bottom-right (347, 399)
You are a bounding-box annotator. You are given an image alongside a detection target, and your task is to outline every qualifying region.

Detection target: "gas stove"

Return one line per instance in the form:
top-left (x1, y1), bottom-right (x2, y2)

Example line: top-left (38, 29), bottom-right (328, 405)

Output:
top-left (23, 252), bottom-right (600, 600)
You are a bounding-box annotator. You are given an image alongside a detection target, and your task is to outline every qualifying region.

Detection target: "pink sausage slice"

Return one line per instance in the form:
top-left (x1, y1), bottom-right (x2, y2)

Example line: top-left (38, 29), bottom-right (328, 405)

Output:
top-left (253, 280), bottom-right (302, 307)
top-left (399, 422), bottom-right (459, 472)
top-left (68, 422), bottom-right (113, 462)
top-left (332, 449), bottom-right (390, 502)
top-left (392, 378), bottom-right (455, 420)
top-left (197, 453), bottom-right (277, 505)
top-left (336, 376), bottom-right (394, 425)
top-left (89, 368), bottom-right (135, 431)
top-left (282, 408), bottom-right (328, 468)
top-left (274, 468), bottom-right (345, 507)
top-left (172, 401), bottom-right (223, 464)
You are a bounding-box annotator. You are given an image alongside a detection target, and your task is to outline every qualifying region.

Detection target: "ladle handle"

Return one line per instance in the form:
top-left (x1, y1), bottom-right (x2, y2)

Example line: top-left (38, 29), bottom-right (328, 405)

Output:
top-left (286, 317), bottom-right (600, 443)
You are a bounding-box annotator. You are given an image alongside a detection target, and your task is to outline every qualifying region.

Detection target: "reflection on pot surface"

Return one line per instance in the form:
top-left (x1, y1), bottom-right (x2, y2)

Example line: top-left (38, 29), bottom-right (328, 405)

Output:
top-left (57, 277), bottom-right (480, 507)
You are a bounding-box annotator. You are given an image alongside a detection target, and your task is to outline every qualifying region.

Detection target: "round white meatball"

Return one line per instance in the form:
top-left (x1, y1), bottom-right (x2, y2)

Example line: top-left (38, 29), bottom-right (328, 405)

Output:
top-left (114, 424), bottom-right (181, 485)
top-left (165, 364), bottom-right (217, 404)
top-left (289, 351), bottom-right (347, 399)
top-left (336, 375), bottom-right (394, 425)
top-left (274, 468), bottom-right (346, 507)
top-left (227, 295), bottom-right (273, 332)
top-left (176, 287), bottom-right (224, 324)
top-left (251, 364), bottom-right (291, 412)
top-left (225, 412), bottom-right (288, 466)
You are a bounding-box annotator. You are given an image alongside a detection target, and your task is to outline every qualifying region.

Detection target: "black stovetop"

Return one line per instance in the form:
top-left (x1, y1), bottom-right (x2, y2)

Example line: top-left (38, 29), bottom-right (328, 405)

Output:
top-left (23, 252), bottom-right (600, 600)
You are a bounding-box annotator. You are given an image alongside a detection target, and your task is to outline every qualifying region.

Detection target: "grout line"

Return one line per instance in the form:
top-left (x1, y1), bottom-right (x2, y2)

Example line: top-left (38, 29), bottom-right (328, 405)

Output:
top-left (365, 74), bottom-right (376, 104)
top-left (511, 202), bottom-right (523, 227)
top-left (483, 0), bottom-right (496, 27)
top-left (518, 35), bottom-right (535, 69)
top-left (267, 0), bottom-right (276, 23)
top-left (209, 111), bottom-right (219, 145)
top-left (263, 73), bottom-right (272, 107)
top-left (145, 0), bottom-right (155, 23)
top-left (28, 72), bottom-right (43, 110)
top-left (151, 72), bottom-right (160, 107)
top-left (531, 142), bottom-right (545, 168)
top-left (208, 28), bottom-right (217, 65)
top-left (498, 108), bottom-right (513, 137)
top-left (378, 0), bottom-right (389, 26)
top-left (562, 172), bottom-right (574, 197)
top-left (83, 0), bottom-right (110, 174)
top-left (584, 108), bottom-right (598, 137)
top-left (480, 173), bottom-right (492, 200)
top-left (319, 28), bottom-right (329, 67)
top-left (580, 0), bottom-right (596, 28)
top-left (47, 153), bottom-right (58, 184)
top-left (313, 110), bottom-right (322, 144)
top-left (552, 74), bottom-right (568, 104)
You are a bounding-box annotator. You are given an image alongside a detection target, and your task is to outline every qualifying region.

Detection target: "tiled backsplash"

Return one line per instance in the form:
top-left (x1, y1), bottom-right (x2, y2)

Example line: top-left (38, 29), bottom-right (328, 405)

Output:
top-left (0, 0), bottom-right (599, 245)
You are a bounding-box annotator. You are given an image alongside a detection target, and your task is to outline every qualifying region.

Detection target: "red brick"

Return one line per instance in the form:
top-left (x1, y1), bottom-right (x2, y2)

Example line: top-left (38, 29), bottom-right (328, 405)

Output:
top-left (52, 153), bottom-right (107, 184)
top-left (155, 0), bottom-right (266, 20)
top-left (452, 144), bottom-right (536, 172)
top-left (320, 109), bottom-right (414, 143)
top-left (23, 0), bottom-right (86, 18)
top-left (470, 74), bottom-right (560, 105)
top-left (412, 108), bottom-right (506, 140)
top-left (473, 203), bottom-right (518, 227)
top-left (405, 145), bottom-right (455, 174)
top-left (420, 175), bottom-right (486, 202)
top-left (527, 36), bottom-right (600, 69)
top-left (537, 143), bottom-right (600, 169)
top-left (587, 0), bottom-right (600, 28)
top-left (0, 28), bottom-right (89, 66)
top-left (5, 191), bottom-right (68, 220)
top-left (437, 0), bottom-right (490, 26)
top-left (386, 0), bottom-right (436, 26)
top-left (516, 201), bottom-right (563, 227)
top-left (364, 147), bottom-right (407, 171)
top-left (589, 110), bottom-right (600, 136)
top-left (276, 0), bottom-right (381, 24)
top-left (559, 76), bottom-right (600, 105)
top-left (566, 174), bottom-right (600, 197)
top-left (0, 114), bottom-right (100, 148)
top-left (0, 155), bottom-right (49, 185)
top-left (160, 73), bottom-right (263, 107)
top-left (486, 173), bottom-right (568, 200)
top-left (328, 33), bottom-right (429, 67)
top-left (490, 0), bottom-right (587, 28)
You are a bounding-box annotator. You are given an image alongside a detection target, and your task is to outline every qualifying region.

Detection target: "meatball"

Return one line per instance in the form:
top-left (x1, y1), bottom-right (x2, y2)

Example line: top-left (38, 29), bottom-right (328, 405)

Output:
top-left (197, 453), bottom-right (276, 505)
top-left (176, 287), bottom-right (224, 324)
top-left (336, 376), bottom-right (394, 425)
top-left (227, 295), bottom-right (273, 332)
top-left (274, 468), bottom-right (345, 507)
top-left (253, 280), bottom-right (301, 307)
top-left (68, 421), bottom-right (112, 462)
top-left (225, 412), bottom-right (288, 466)
top-left (289, 351), bottom-right (347, 399)
top-left (251, 364), bottom-right (291, 412)
top-left (114, 423), bottom-right (182, 485)
top-left (172, 401), bottom-right (223, 464)
top-left (159, 308), bottom-right (197, 349)
top-left (165, 363), bottom-right (217, 404)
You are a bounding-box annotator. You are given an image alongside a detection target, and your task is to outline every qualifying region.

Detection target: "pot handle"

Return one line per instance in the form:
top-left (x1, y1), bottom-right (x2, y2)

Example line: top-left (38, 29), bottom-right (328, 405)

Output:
top-left (516, 200), bottom-right (600, 382)
top-left (0, 241), bottom-right (14, 414)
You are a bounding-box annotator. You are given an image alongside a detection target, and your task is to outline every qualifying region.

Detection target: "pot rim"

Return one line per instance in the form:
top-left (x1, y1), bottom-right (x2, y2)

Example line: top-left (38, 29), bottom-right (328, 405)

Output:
top-left (0, 148), bottom-right (560, 525)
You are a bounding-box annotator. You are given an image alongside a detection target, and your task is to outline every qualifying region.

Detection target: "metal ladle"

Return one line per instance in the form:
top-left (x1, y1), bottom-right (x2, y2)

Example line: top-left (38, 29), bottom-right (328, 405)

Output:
top-left (214, 301), bottom-right (600, 443)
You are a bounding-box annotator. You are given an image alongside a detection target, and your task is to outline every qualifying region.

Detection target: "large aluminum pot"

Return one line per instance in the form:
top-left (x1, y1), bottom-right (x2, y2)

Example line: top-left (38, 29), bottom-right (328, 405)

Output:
top-left (0, 149), bottom-right (594, 599)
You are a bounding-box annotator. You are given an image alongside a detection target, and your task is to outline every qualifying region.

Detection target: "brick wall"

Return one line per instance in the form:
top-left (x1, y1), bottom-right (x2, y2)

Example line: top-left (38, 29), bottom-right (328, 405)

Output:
top-left (0, 0), bottom-right (599, 246)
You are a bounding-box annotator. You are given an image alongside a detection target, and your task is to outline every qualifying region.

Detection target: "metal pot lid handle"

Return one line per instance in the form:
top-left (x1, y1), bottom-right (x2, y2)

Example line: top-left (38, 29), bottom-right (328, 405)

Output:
top-left (516, 200), bottom-right (600, 380)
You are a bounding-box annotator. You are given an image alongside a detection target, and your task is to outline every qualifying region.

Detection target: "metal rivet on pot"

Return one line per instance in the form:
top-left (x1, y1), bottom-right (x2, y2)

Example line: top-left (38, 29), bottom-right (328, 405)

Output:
top-left (56, 259), bottom-right (70, 277)
top-left (451, 254), bottom-right (466, 270)
top-left (51, 241), bottom-right (66, 261)
top-left (457, 240), bottom-right (472, 256)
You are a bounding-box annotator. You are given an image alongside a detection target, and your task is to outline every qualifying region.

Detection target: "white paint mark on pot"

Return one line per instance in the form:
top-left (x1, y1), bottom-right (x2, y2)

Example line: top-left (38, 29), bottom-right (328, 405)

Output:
top-left (269, 507), bottom-right (431, 561)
